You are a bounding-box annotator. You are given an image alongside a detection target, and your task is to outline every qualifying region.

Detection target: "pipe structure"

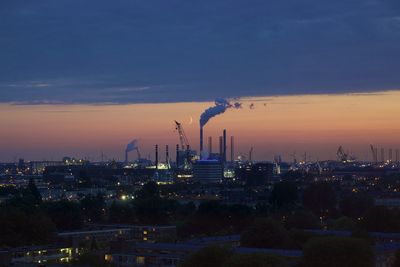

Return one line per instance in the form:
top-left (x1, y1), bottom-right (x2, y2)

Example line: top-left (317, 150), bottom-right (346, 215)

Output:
top-left (155, 145), bottom-right (159, 169)
top-left (223, 129), bottom-right (227, 163)
top-left (231, 136), bottom-right (234, 162)
top-left (166, 145), bottom-right (169, 163)
top-left (200, 126), bottom-right (204, 158)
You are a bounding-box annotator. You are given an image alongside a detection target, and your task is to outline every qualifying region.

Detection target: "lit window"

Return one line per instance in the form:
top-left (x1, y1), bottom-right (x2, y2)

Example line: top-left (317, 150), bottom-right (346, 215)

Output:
top-left (136, 256), bottom-right (145, 264)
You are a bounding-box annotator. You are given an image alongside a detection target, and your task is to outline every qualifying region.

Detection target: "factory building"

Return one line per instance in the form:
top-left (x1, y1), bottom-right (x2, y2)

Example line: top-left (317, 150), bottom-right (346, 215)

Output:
top-left (236, 162), bottom-right (274, 186)
top-left (193, 160), bottom-right (223, 183)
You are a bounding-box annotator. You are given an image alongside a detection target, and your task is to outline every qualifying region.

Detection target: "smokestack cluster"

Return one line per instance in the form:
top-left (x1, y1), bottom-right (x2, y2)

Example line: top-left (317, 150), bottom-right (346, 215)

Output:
top-left (125, 139), bottom-right (139, 163)
top-left (199, 98), bottom-right (242, 157)
top-left (223, 129), bottom-right (227, 163)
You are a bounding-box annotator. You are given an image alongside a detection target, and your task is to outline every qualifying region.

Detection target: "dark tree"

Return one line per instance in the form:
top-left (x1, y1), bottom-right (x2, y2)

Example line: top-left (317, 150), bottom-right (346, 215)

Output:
top-left (360, 206), bottom-right (400, 232)
top-left (27, 178), bottom-right (42, 204)
top-left (287, 229), bottom-right (316, 249)
top-left (179, 246), bottom-right (233, 267)
top-left (176, 201), bottom-right (196, 218)
top-left (285, 210), bottom-right (320, 230)
top-left (303, 182), bottom-right (336, 217)
top-left (108, 201), bottom-right (135, 223)
top-left (340, 193), bottom-right (374, 219)
top-left (302, 237), bottom-right (374, 267)
top-left (330, 216), bottom-right (356, 231)
top-left (392, 250), bottom-right (400, 267)
top-left (270, 181), bottom-right (298, 209)
top-left (222, 253), bottom-right (287, 267)
top-left (180, 201), bottom-right (253, 237)
top-left (46, 200), bottom-right (83, 230)
top-left (136, 181), bottom-right (159, 200)
top-left (134, 197), bottom-right (176, 224)
top-left (80, 194), bottom-right (106, 223)
top-left (0, 207), bottom-right (55, 247)
top-left (241, 219), bottom-right (290, 249)
top-left (78, 169), bottom-right (92, 187)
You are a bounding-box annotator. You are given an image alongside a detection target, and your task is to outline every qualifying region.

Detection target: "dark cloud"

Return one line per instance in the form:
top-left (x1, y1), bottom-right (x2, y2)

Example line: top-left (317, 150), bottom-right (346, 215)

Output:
top-left (0, 0), bottom-right (399, 104)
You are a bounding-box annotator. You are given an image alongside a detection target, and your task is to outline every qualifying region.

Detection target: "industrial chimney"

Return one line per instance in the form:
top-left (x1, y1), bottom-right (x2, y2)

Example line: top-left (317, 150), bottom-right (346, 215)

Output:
top-left (155, 145), bottom-right (159, 169)
top-left (166, 145), bottom-right (169, 163)
top-left (200, 126), bottom-right (204, 157)
top-left (223, 129), bottom-right (227, 163)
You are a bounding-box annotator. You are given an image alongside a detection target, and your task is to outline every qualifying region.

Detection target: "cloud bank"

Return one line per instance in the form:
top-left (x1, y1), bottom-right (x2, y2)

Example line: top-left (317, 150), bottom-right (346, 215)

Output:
top-left (1, 0), bottom-right (400, 104)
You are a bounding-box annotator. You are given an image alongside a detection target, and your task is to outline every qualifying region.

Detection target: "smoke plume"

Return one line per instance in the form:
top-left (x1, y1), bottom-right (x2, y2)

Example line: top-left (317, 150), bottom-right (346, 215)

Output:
top-left (126, 139), bottom-right (139, 152)
top-left (200, 98), bottom-right (242, 127)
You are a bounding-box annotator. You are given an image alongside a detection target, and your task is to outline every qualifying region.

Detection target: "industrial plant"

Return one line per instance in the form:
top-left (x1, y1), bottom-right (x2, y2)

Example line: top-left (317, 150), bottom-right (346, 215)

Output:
top-left (2, 99), bottom-right (400, 267)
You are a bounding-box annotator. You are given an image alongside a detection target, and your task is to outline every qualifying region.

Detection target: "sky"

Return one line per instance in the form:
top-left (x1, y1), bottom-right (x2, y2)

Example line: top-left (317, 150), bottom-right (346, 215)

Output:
top-left (1, 91), bottom-right (400, 162)
top-left (0, 1), bottom-right (400, 161)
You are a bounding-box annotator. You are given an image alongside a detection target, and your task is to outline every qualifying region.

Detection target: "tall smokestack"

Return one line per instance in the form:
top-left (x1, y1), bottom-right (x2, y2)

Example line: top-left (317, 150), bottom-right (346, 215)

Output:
top-left (223, 129), bottom-right (227, 163)
top-left (176, 144), bottom-right (180, 167)
top-left (155, 145), bottom-right (159, 169)
top-left (219, 136), bottom-right (223, 158)
top-left (231, 136), bottom-right (234, 162)
top-left (200, 126), bottom-right (204, 157)
top-left (208, 136), bottom-right (212, 155)
top-left (166, 145), bottom-right (169, 163)
top-left (199, 99), bottom-right (243, 159)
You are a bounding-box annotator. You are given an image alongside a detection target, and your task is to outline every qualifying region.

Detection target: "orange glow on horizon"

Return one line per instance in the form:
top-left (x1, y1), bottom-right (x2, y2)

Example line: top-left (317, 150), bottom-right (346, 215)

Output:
top-left (1, 90), bottom-right (400, 162)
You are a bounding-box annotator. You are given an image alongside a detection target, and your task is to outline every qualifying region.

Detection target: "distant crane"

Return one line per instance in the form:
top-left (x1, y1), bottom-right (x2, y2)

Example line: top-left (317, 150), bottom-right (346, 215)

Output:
top-left (336, 146), bottom-right (348, 162)
top-left (174, 121), bottom-right (190, 150)
top-left (135, 148), bottom-right (142, 160)
top-left (370, 144), bottom-right (377, 163)
top-left (337, 146), bottom-right (355, 162)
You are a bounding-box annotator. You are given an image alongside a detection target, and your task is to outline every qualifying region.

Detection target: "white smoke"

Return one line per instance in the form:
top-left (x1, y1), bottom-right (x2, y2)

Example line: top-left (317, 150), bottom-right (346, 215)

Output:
top-left (126, 139), bottom-right (139, 152)
top-left (200, 98), bottom-right (242, 127)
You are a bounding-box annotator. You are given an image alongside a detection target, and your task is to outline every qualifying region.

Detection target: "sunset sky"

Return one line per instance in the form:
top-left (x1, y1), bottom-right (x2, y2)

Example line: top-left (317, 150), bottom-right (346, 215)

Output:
top-left (1, 91), bottom-right (400, 162)
top-left (1, 0), bottom-right (400, 162)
